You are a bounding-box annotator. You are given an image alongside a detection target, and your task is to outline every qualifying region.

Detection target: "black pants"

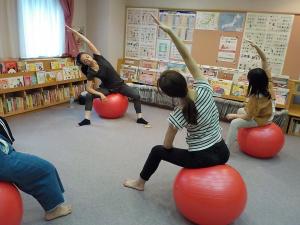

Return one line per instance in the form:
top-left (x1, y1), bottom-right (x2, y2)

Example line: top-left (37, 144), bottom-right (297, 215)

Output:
top-left (140, 139), bottom-right (230, 181)
top-left (85, 84), bottom-right (142, 113)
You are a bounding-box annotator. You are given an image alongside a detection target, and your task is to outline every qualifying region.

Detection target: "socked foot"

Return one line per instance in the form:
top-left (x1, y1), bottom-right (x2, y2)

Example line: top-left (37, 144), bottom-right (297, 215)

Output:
top-left (123, 179), bottom-right (145, 191)
top-left (78, 119), bottom-right (91, 126)
top-left (45, 204), bottom-right (72, 221)
top-left (137, 118), bottom-right (151, 128)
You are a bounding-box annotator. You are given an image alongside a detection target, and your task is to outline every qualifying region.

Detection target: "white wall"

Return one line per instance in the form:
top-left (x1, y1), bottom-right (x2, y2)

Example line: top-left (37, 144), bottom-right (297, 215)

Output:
top-left (86, 0), bottom-right (125, 67)
top-left (126, 0), bottom-right (300, 14)
top-left (73, 0), bottom-right (87, 29)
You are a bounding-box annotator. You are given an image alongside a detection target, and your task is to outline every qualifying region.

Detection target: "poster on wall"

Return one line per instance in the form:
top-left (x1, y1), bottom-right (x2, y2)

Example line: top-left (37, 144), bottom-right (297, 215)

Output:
top-left (219, 12), bottom-right (246, 32)
top-left (217, 36), bottom-right (238, 62)
top-left (169, 42), bottom-right (192, 61)
top-left (125, 8), bottom-right (159, 59)
top-left (156, 39), bottom-right (171, 60)
top-left (238, 13), bottom-right (294, 74)
top-left (158, 10), bottom-right (196, 41)
top-left (195, 12), bottom-right (219, 30)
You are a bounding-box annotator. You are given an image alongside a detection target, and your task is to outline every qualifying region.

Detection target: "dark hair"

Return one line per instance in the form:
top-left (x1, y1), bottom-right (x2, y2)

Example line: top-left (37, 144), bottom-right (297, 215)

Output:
top-left (76, 52), bottom-right (89, 76)
top-left (247, 68), bottom-right (271, 99)
top-left (157, 70), bottom-right (197, 125)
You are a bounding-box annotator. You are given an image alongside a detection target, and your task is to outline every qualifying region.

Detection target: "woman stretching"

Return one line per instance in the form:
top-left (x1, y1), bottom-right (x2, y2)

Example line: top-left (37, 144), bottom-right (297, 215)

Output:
top-left (0, 117), bottom-right (71, 221)
top-left (225, 40), bottom-right (275, 149)
top-left (123, 15), bottom-right (230, 191)
top-left (66, 25), bottom-right (149, 127)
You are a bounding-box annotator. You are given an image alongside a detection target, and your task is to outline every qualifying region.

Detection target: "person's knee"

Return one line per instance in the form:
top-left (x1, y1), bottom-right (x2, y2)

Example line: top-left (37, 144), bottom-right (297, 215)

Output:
top-left (150, 145), bottom-right (164, 156)
top-left (230, 118), bottom-right (244, 129)
top-left (131, 90), bottom-right (140, 101)
top-left (85, 93), bottom-right (93, 100)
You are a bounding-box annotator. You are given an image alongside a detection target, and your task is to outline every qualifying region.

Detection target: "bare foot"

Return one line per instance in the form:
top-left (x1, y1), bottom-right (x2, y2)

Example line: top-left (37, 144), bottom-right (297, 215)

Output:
top-left (123, 179), bottom-right (145, 191)
top-left (45, 204), bottom-right (72, 221)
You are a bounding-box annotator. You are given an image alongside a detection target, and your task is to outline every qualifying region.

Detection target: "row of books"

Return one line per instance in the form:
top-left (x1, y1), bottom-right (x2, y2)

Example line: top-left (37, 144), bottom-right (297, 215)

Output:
top-left (0, 66), bottom-right (82, 89)
top-left (120, 61), bottom-right (290, 105)
top-left (0, 84), bottom-right (85, 114)
top-left (0, 58), bottom-right (74, 74)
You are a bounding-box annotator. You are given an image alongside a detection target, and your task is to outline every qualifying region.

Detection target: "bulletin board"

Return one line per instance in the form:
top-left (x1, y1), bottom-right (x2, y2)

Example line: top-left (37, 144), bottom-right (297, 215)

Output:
top-left (124, 8), bottom-right (300, 79)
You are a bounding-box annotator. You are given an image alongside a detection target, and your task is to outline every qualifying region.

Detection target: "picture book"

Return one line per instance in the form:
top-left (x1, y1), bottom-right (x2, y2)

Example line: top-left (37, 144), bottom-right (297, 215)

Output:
top-left (272, 75), bottom-right (289, 89)
top-left (231, 82), bottom-right (248, 97)
top-left (8, 76), bottom-right (24, 88)
top-left (0, 78), bottom-right (9, 89)
top-left (31, 74), bottom-right (38, 85)
top-left (50, 61), bottom-right (61, 69)
top-left (45, 71), bottom-right (56, 82)
top-left (167, 62), bottom-right (187, 73)
top-left (139, 60), bottom-right (158, 69)
top-left (201, 65), bottom-right (219, 79)
top-left (53, 70), bottom-right (63, 81)
top-left (3, 61), bottom-right (17, 73)
top-left (138, 69), bottom-right (158, 85)
top-left (120, 65), bottom-right (138, 81)
top-left (23, 75), bottom-right (32, 86)
top-left (274, 87), bottom-right (289, 105)
top-left (17, 61), bottom-right (27, 72)
top-left (210, 79), bottom-right (233, 96)
top-left (36, 71), bottom-right (46, 84)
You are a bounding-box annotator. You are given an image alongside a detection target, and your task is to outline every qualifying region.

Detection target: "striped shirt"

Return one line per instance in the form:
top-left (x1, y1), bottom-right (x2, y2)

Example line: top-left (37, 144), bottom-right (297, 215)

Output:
top-left (168, 80), bottom-right (222, 151)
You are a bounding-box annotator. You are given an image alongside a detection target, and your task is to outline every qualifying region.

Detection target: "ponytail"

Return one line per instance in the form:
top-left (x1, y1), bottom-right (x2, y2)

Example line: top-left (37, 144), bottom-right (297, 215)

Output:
top-left (182, 96), bottom-right (197, 125)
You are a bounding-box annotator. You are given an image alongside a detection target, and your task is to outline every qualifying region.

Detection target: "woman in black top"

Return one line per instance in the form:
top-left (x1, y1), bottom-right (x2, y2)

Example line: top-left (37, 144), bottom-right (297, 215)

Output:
top-left (66, 25), bottom-right (149, 127)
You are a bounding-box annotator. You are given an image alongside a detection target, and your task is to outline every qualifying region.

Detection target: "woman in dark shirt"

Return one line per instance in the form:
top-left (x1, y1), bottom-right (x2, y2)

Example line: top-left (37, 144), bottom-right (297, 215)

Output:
top-left (66, 25), bottom-right (149, 127)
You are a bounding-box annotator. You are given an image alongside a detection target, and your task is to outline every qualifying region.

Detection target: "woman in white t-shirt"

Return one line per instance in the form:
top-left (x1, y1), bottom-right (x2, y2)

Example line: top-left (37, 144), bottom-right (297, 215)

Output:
top-left (123, 15), bottom-right (230, 191)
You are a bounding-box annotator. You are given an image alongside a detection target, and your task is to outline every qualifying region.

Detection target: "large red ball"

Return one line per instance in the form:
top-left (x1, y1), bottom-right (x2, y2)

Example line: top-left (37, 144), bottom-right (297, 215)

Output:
top-left (173, 165), bottom-right (247, 225)
top-left (237, 123), bottom-right (284, 158)
top-left (0, 182), bottom-right (23, 225)
top-left (93, 93), bottom-right (128, 119)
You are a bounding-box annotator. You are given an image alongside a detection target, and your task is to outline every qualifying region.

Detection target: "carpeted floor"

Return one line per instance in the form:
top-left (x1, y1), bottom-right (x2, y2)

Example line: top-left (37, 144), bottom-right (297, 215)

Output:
top-left (5, 102), bottom-right (300, 225)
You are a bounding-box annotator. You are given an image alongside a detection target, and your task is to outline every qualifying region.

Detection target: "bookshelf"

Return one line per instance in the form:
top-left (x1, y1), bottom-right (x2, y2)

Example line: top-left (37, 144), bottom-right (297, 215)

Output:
top-left (117, 58), bottom-right (289, 109)
top-left (0, 57), bottom-right (86, 117)
top-left (287, 80), bottom-right (300, 136)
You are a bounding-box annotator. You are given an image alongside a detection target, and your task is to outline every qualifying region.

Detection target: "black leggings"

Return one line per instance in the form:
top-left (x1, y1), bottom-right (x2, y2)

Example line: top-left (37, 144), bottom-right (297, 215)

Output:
top-left (140, 139), bottom-right (230, 181)
top-left (85, 84), bottom-right (142, 113)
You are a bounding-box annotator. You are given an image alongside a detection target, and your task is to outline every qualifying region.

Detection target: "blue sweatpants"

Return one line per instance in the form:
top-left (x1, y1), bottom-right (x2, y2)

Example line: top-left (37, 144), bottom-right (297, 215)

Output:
top-left (0, 149), bottom-right (65, 211)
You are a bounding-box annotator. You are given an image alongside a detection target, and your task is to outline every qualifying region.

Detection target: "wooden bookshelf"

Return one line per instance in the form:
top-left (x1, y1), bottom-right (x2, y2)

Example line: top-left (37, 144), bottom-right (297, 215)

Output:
top-left (286, 80), bottom-right (300, 136)
top-left (0, 57), bottom-right (86, 117)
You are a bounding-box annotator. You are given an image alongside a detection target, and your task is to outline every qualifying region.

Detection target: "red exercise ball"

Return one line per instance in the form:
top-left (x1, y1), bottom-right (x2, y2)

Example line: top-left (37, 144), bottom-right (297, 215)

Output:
top-left (93, 93), bottom-right (128, 119)
top-left (0, 182), bottom-right (23, 225)
top-left (173, 165), bottom-right (247, 225)
top-left (237, 123), bottom-right (284, 158)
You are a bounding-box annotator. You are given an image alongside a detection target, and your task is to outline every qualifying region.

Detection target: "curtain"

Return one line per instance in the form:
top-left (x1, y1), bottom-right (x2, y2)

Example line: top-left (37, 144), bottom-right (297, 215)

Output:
top-left (18, 0), bottom-right (65, 58)
top-left (0, 0), bottom-right (20, 59)
top-left (60, 0), bottom-right (78, 57)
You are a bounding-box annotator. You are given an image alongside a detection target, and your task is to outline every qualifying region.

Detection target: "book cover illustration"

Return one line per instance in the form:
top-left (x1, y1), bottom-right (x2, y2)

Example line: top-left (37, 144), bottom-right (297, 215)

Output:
top-left (23, 75), bottom-right (32, 86)
top-left (0, 78), bottom-right (9, 89)
top-left (8, 76), bottom-right (24, 88)
top-left (138, 69), bottom-right (158, 85)
top-left (31, 74), bottom-right (38, 85)
top-left (231, 82), bottom-right (248, 97)
top-left (17, 61), bottom-right (27, 72)
top-left (210, 79), bottom-right (233, 96)
top-left (45, 71), bottom-right (56, 83)
top-left (120, 65), bottom-right (138, 81)
top-left (36, 71), bottom-right (46, 84)
top-left (3, 61), bottom-right (18, 73)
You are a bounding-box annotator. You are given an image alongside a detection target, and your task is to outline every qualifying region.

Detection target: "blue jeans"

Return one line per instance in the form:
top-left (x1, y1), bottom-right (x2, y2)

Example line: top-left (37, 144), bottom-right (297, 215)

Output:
top-left (0, 149), bottom-right (65, 211)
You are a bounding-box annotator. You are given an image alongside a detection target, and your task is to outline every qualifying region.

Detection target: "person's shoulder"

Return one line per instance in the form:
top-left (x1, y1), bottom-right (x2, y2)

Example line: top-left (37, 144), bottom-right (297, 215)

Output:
top-left (193, 79), bottom-right (210, 89)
